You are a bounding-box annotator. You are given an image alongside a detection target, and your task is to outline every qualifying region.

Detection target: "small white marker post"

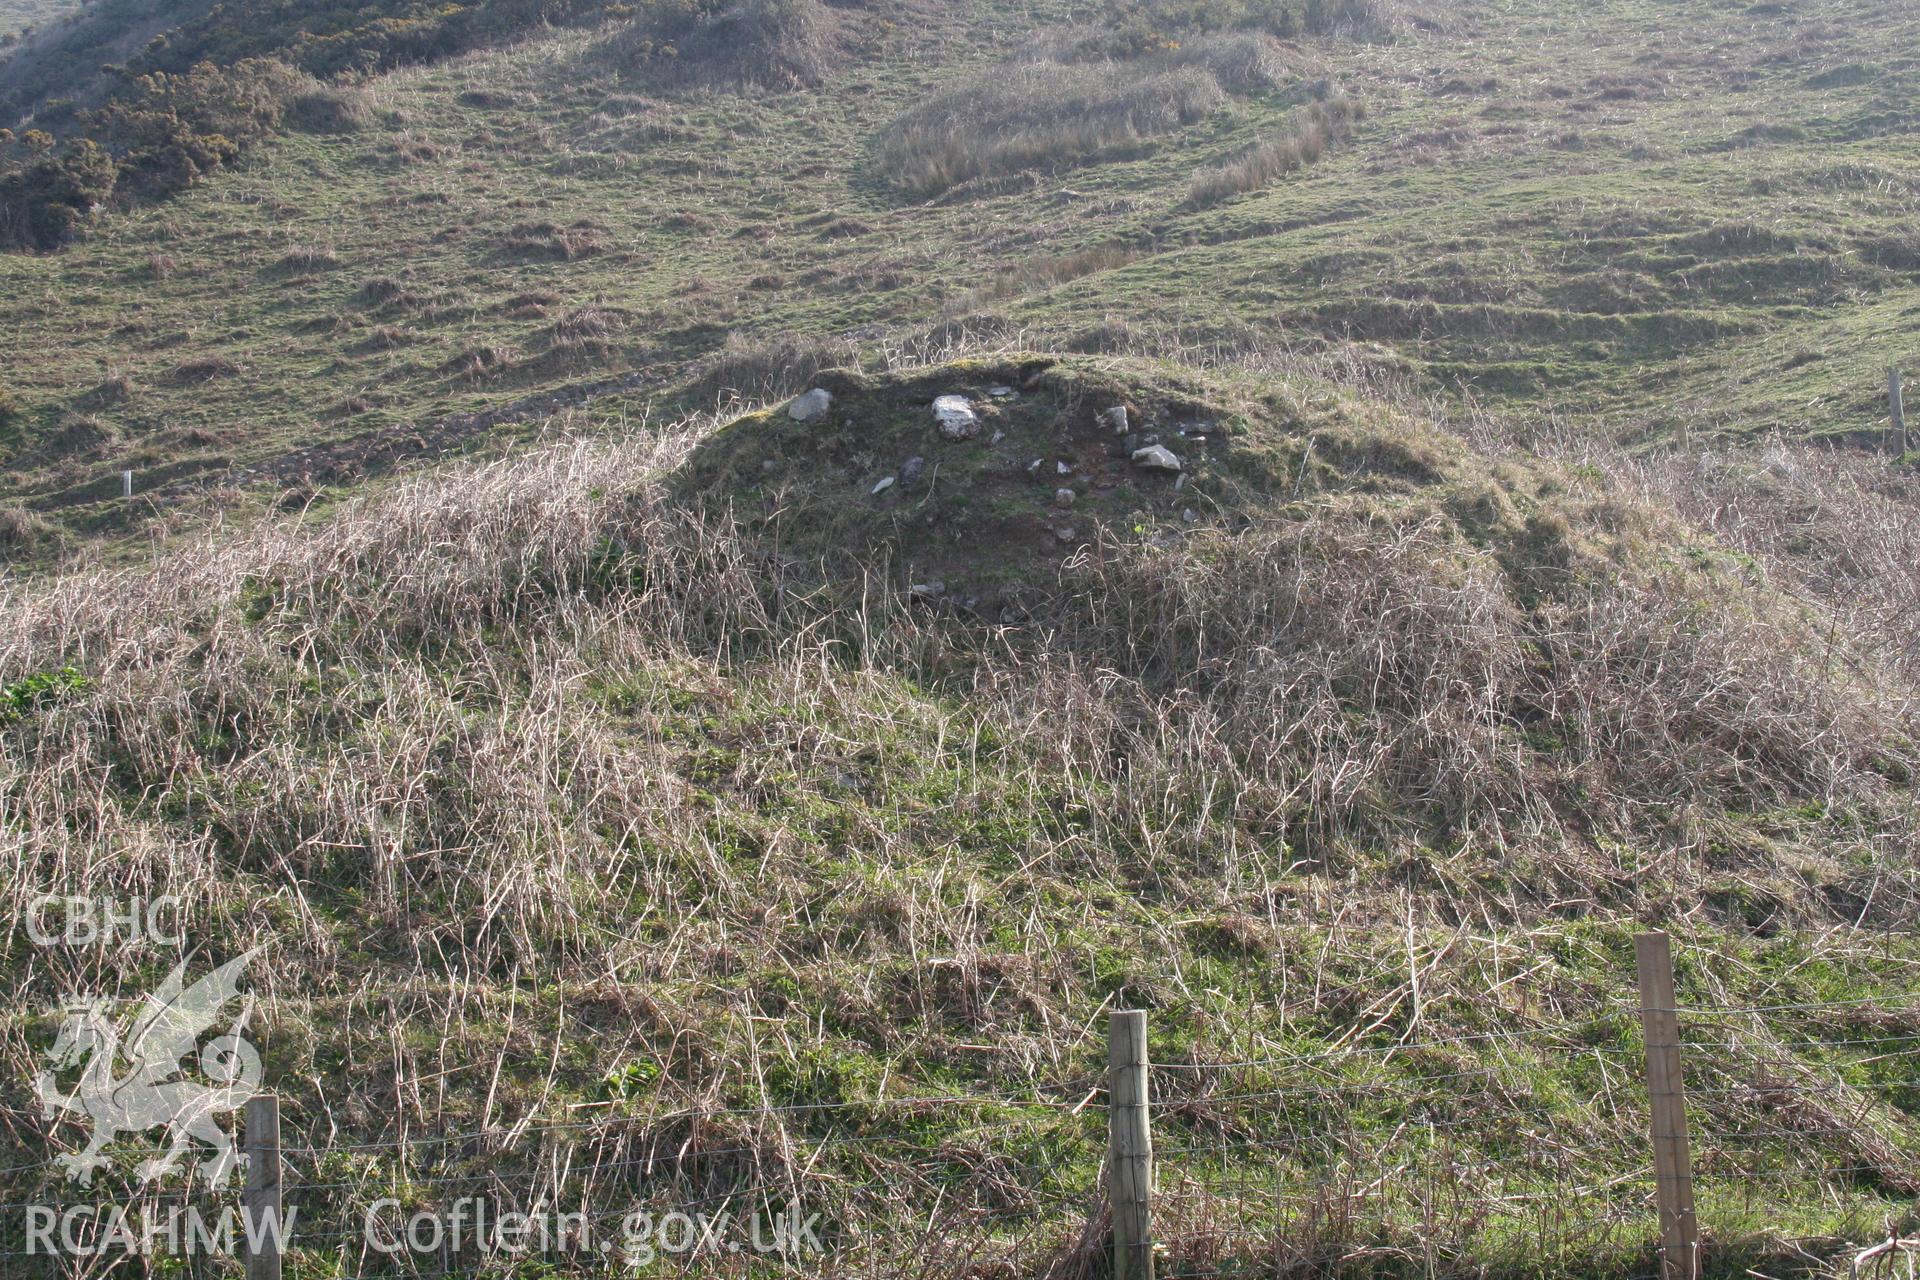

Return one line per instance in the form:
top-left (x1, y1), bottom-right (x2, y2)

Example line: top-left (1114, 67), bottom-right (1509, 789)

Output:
top-left (122, 470), bottom-right (134, 499)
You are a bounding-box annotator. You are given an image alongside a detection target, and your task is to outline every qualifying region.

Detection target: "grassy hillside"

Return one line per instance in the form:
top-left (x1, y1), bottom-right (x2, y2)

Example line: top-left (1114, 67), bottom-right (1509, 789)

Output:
top-left (1, 351), bottom-right (1917, 1276)
top-left (0, 0), bottom-right (1915, 564)
top-left (0, 0), bottom-right (73, 39)
top-left (1, 0), bottom-right (1918, 1276)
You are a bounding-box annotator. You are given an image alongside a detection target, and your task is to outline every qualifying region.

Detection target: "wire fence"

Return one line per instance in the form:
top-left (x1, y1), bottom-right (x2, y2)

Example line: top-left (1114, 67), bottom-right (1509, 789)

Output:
top-left (0, 955), bottom-right (1916, 1278)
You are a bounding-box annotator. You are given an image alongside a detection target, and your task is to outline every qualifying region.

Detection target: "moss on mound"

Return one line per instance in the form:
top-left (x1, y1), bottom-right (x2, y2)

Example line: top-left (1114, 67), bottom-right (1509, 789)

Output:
top-left (677, 355), bottom-right (1654, 613)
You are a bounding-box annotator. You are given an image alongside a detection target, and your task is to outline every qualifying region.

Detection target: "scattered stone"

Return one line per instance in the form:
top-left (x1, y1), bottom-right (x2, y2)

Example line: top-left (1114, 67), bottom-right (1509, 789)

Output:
top-left (762, 459), bottom-right (779, 474)
top-left (1027, 458), bottom-right (1044, 474)
top-left (1054, 526), bottom-right (1077, 543)
top-left (1056, 461), bottom-right (1073, 476)
top-left (871, 475), bottom-right (896, 495)
top-left (910, 580), bottom-right (947, 598)
top-left (1173, 473), bottom-right (1187, 491)
top-left (900, 456), bottom-right (926, 486)
top-left (1183, 508), bottom-right (1198, 524)
top-left (934, 395), bottom-right (980, 440)
top-left (988, 386), bottom-right (1016, 399)
top-left (1131, 445), bottom-right (1182, 473)
top-left (1054, 488), bottom-right (1077, 508)
top-left (990, 430), bottom-right (1006, 445)
top-left (789, 388), bottom-right (832, 422)
top-left (1099, 406), bottom-right (1129, 435)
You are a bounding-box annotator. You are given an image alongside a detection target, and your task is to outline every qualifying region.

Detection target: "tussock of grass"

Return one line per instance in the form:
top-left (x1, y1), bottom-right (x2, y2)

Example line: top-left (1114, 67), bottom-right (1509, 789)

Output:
top-left (1027, 29), bottom-right (1305, 93)
top-left (612, 0), bottom-right (840, 91)
top-left (168, 354), bottom-right (240, 382)
top-left (962, 243), bottom-right (1146, 306)
top-left (877, 62), bottom-right (1228, 197)
top-left (688, 329), bottom-right (856, 408)
top-left (285, 84), bottom-right (375, 134)
top-left (1187, 95), bottom-right (1362, 206)
top-left (0, 502), bottom-right (50, 551)
top-left (270, 245), bottom-right (340, 273)
top-left (497, 219), bottom-right (607, 261)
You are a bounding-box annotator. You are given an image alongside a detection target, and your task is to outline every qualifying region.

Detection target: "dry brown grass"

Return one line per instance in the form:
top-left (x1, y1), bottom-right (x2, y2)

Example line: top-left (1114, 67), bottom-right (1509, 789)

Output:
top-left (689, 329), bottom-right (856, 409)
top-left (1026, 30), bottom-right (1305, 93)
top-left (286, 84), bottom-right (376, 134)
top-left (877, 62), bottom-right (1228, 198)
top-left (959, 244), bottom-right (1146, 308)
top-left (0, 356), bottom-right (1916, 1272)
top-left (610, 0), bottom-right (841, 91)
top-left (1187, 96), bottom-right (1363, 206)
top-left (0, 372), bottom-right (1911, 989)
top-left (168, 354), bottom-right (241, 383)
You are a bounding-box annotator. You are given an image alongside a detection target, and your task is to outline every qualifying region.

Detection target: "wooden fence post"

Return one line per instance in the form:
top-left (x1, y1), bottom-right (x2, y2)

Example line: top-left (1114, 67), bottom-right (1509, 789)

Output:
top-left (1636, 933), bottom-right (1699, 1280)
top-left (244, 1093), bottom-right (283, 1280)
top-left (1892, 369), bottom-right (1908, 458)
top-left (1108, 1010), bottom-right (1155, 1280)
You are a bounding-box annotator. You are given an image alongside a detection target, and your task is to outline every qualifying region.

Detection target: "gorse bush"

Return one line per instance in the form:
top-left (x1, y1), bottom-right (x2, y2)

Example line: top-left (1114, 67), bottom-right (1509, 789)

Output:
top-left (0, 56), bottom-right (312, 247)
top-left (0, 134), bottom-right (114, 249)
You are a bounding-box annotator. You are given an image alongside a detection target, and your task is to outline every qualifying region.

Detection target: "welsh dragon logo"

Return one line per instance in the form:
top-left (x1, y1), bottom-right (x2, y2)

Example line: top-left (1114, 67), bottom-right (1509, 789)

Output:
top-left (34, 950), bottom-right (263, 1189)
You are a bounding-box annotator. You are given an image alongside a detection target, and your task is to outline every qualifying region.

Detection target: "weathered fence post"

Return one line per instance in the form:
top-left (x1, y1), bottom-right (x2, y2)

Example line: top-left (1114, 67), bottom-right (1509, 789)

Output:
top-left (244, 1093), bottom-right (283, 1280)
top-left (1892, 369), bottom-right (1908, 458)
top-left (1108, 1010), bottom-right (1155, 1280)
top-left (1636, 933), bottom-right (1699, 1280)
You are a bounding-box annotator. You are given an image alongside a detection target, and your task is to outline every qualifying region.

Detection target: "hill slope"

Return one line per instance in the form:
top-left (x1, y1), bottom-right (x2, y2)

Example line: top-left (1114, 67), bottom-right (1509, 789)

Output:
top-left (0, 0), bottom-right (1916, 565)
top-left (3, 354), bottom-right (1918, 1275)
top-left (1, 0), bottom-right (1919, 1276)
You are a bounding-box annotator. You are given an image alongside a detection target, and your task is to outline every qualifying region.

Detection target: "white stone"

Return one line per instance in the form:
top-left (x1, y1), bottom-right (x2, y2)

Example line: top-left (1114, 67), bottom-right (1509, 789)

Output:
top-left (872, 476), bottom-right (896, 495)
top-left (1100, 406), bottom-right (1129, 435)
top-left (789, 388), bottom-right (832, 422)
top-left (933, 395), bottom-right (980, 440)
top-left (1131, 445), bottom-right (1182, 473)
top-left (1055, 488), bottom-right (1077, 508)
